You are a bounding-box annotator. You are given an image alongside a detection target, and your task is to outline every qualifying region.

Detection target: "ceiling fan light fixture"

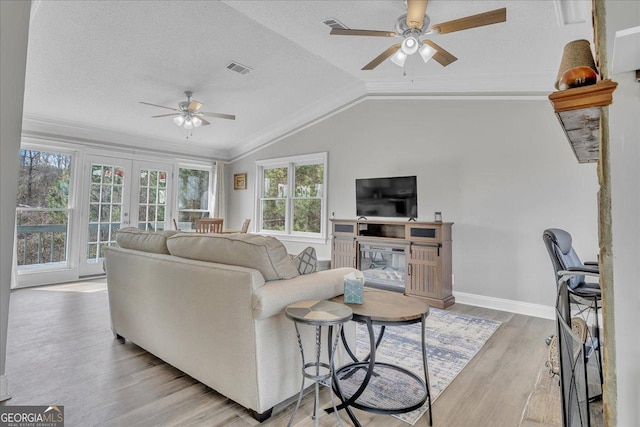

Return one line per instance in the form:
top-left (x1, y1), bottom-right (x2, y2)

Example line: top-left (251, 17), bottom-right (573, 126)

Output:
top-left (419, 43), bottom-right (437, 63)
top-left (390, 49), bottom-right (408, 67)
top-left (173, 115), bottom-right (185, 126)
top-left (192, 116), bottom-right (202, 128)
top-left (401, 37), bottom-right (419, 55)
top-left (183, 117), bottom-right (194, 130)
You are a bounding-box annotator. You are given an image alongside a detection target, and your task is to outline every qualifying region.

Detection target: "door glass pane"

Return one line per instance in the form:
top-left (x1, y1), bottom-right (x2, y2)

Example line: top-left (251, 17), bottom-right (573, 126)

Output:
top-left (16, 149), bottom-right (72, 269)
top-left (137, 167), bottom-right (169, 231)
top-left (86, 163), bottom-right (124, 264)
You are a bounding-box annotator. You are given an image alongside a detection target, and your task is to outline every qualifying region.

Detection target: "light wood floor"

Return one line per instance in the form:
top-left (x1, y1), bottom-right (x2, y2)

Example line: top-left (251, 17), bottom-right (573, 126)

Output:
top-left (2, 279), bottom-right (556, 426)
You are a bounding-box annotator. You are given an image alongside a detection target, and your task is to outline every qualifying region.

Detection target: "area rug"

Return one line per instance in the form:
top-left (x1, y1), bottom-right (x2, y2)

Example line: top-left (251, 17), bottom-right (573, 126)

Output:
top-left (339, 308), bottom-right (501, 425)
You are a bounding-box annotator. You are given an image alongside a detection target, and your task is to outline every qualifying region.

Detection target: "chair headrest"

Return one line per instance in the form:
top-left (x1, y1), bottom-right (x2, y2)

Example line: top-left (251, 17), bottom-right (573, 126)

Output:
top-left (544, 228), bottom-right (573, 254)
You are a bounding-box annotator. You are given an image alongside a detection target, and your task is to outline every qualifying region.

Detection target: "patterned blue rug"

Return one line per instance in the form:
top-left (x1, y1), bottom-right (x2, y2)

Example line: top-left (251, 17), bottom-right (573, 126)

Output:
top-left (339, 307), bottom-right (501, 425)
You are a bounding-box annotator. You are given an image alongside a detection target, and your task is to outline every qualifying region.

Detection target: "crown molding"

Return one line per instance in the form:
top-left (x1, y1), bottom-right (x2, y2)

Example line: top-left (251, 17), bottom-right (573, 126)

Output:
top-left (22, 75), bottom-right (554, 164)
top-left (21, 114), bottom-right (228, 160)
top-left (226, 82), bottom-right (551, 163)
top-left (227, 80), bottom-right (367, 161)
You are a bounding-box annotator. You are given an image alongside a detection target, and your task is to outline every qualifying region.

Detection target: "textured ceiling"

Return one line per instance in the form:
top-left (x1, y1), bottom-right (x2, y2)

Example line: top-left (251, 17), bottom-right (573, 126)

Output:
top-left (22, 0), bottom-right (593, 160)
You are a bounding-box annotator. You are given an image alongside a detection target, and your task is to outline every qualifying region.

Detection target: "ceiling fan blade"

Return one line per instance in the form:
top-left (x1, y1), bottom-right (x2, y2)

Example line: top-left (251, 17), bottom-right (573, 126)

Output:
top-left (201, 112), bottom-right (236, 120)
top-left (406, 0), bottom-right (429, 29)
top-left (139, 101), bottom-right (179, 111)
top-left (330, 28), bottom-right (396, 37)
top-left (199, 117), bottom-right (211, 126)
top-left (362, 43), bottom-right (401, 70)
top-left (151, 113), bottom-right (181, 118)
top-left (422, 40), bottom-right (458, 66)
top-left (188, 101), bottom-right (203, 111)
top-left (431, 8), bottom-right (506, 34)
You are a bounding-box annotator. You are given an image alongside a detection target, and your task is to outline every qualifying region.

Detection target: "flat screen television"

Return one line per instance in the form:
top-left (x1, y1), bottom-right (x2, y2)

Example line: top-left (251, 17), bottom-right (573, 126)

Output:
top-left (356, 176), bottom-right (417, 218)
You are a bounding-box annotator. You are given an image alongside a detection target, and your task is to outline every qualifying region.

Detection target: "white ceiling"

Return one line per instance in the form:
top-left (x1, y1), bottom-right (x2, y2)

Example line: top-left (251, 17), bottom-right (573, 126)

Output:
top-left (22, 0), bottom-right (593, 160)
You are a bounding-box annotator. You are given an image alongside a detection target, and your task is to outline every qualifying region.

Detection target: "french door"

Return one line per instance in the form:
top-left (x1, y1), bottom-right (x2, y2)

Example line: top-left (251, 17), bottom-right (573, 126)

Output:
top-left (78, 155), bottom-right (173, 276)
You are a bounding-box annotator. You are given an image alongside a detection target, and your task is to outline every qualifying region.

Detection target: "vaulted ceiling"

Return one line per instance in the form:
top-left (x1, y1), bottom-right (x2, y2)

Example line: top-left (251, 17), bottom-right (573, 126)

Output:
top-left (22, 0), bottom-right (593, 160)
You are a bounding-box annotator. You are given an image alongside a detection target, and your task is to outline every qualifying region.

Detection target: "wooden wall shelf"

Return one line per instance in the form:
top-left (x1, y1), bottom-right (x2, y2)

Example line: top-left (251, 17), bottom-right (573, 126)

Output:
top-left (548, 80), bottom-right (618, 163)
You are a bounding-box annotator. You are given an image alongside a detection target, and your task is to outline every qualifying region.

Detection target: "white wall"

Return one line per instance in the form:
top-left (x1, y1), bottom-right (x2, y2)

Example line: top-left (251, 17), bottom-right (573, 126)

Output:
top-left (0, 0), bottom-right (31, 400)
top-left (606, 1), bottom-right (640, 425)
top-left (227, 98), bottom-right (599, 309)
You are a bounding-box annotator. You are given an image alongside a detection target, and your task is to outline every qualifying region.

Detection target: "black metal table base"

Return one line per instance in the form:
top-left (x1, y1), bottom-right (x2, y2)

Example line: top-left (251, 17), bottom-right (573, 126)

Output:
top-left (327, 314), bottom-right (433, 427)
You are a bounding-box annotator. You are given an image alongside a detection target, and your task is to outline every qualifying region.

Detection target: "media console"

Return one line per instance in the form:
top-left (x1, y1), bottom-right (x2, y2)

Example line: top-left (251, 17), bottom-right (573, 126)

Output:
top-left (330, 219), bottom-right (454, 309)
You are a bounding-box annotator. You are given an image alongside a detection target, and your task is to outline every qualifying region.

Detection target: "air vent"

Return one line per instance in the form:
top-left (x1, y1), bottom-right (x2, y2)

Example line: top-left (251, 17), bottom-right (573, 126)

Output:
top-left (226, 62), bottom-right (252, 75)
top-left (323, 18), bottom-right (348, 30)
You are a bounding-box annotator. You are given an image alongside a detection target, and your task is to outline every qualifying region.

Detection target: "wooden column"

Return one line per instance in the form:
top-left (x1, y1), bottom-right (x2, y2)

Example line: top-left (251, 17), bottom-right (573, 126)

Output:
top-left (593, 1), bottom-right (616, 425)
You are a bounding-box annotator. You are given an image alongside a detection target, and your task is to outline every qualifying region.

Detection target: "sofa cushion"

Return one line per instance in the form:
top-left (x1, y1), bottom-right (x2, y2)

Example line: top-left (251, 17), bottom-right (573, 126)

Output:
top-left (292, 247), bottom-right (317, 275)
top-left (116, 227), bottom-right (178, 254)
top-left (167, 233), bottom-right (299, 281)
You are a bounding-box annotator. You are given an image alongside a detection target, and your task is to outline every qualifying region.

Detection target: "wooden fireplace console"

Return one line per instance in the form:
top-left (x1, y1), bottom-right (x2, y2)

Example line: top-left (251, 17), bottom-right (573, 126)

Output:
top-left (330, 219), bottom-right (454, 309)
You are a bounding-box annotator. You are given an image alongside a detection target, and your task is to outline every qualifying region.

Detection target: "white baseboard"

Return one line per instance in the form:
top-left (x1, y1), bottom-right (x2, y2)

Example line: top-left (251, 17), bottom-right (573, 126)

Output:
top-left (0, 374), bottom-right (11, 401)
top-left (453, 291), bottom-right (555, 320)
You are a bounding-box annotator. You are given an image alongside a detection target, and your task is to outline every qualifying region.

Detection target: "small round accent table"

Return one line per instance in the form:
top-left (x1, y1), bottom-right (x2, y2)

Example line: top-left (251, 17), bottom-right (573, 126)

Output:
top-left (285, 300), bottom-right (353, 427)
top-left (329, 289), bottom-right (432, 427)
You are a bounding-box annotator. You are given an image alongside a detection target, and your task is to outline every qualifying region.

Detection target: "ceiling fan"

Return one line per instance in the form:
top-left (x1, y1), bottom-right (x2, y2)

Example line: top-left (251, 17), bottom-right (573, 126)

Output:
top-left (331, 0), bottom-right (507, 70)
top-left (140, 91), bottom-right (235, 129)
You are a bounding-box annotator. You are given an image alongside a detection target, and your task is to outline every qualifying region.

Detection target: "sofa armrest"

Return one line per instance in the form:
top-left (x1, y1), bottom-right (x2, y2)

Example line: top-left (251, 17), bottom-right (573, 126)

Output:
top-left (252, 267), bottom-right (357, 320)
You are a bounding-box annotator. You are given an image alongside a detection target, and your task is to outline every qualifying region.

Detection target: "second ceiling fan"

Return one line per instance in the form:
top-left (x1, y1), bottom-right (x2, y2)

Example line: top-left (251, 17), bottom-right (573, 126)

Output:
top-left (331, 0), bottom-right (507, 70)
top-left (140, 91), bottom-right (235, 130)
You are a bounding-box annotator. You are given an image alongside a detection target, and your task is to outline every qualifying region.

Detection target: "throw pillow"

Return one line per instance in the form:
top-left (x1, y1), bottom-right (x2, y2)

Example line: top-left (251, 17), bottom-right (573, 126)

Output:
top-left (294, 246), bottom-right (317, 275)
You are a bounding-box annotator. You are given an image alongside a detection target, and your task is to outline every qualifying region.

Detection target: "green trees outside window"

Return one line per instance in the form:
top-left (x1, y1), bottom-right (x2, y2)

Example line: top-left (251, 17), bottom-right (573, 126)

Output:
top-left (292, 164), bottom-right (323, 233)
top-left (16, 149), bottom-right (72, 267)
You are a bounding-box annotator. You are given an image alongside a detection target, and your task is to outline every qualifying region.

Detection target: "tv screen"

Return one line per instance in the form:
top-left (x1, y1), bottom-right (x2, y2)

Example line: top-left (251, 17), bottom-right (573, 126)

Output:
top-left (356, 176), bottom-right (417, 218)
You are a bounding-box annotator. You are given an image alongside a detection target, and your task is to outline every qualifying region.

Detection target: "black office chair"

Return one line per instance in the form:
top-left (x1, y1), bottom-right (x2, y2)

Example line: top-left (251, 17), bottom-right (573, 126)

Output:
top-left (542, 228), bottom-right (603, 394)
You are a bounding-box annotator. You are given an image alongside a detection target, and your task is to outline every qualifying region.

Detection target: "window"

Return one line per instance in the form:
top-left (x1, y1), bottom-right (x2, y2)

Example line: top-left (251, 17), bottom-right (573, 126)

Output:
top-left (16, 149), bottom-right (73, 269)
top-left (177, 166), bottom-right (213, 230)
top-left (256, 153), bottom-right (327, 240)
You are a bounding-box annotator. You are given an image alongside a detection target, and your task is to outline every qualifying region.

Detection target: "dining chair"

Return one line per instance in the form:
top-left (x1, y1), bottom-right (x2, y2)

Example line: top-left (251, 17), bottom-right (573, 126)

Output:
top-left (240, 219), bottom-right (251, 233)
top-left (195, 218), bottom-right (224, 233)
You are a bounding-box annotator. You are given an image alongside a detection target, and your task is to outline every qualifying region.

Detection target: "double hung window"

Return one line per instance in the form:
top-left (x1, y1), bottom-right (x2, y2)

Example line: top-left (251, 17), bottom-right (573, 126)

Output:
top-left (256, 153), bottom-right (327, 240)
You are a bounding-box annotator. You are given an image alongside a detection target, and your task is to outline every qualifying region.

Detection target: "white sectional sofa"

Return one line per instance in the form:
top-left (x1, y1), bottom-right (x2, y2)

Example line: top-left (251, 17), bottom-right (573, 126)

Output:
top-left (104, 228), bottom-right (356, 421)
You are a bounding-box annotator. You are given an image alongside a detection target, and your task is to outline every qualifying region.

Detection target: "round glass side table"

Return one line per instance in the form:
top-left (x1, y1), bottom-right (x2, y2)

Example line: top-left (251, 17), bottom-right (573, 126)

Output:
top-left (285, 300), bottom-right (353, 427)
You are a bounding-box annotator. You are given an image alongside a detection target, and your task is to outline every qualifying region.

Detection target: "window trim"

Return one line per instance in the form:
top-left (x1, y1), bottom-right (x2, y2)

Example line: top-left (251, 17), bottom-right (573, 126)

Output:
top-left (15, 145), bottom-right (79, 274)
top-left (255, 152), bottom-right (327, 242)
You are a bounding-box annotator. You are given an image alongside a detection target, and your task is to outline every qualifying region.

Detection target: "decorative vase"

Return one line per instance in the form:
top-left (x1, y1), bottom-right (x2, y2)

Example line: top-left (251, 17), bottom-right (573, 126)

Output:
top-left (559, 66), bottom-right (598, 90)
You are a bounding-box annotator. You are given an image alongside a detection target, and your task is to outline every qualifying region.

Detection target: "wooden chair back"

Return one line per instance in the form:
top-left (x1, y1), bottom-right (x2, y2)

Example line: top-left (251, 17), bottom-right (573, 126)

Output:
top-left (195, 218), bottom-right (224, 233)
top-left (240, 219), bottom-right (251, 233)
